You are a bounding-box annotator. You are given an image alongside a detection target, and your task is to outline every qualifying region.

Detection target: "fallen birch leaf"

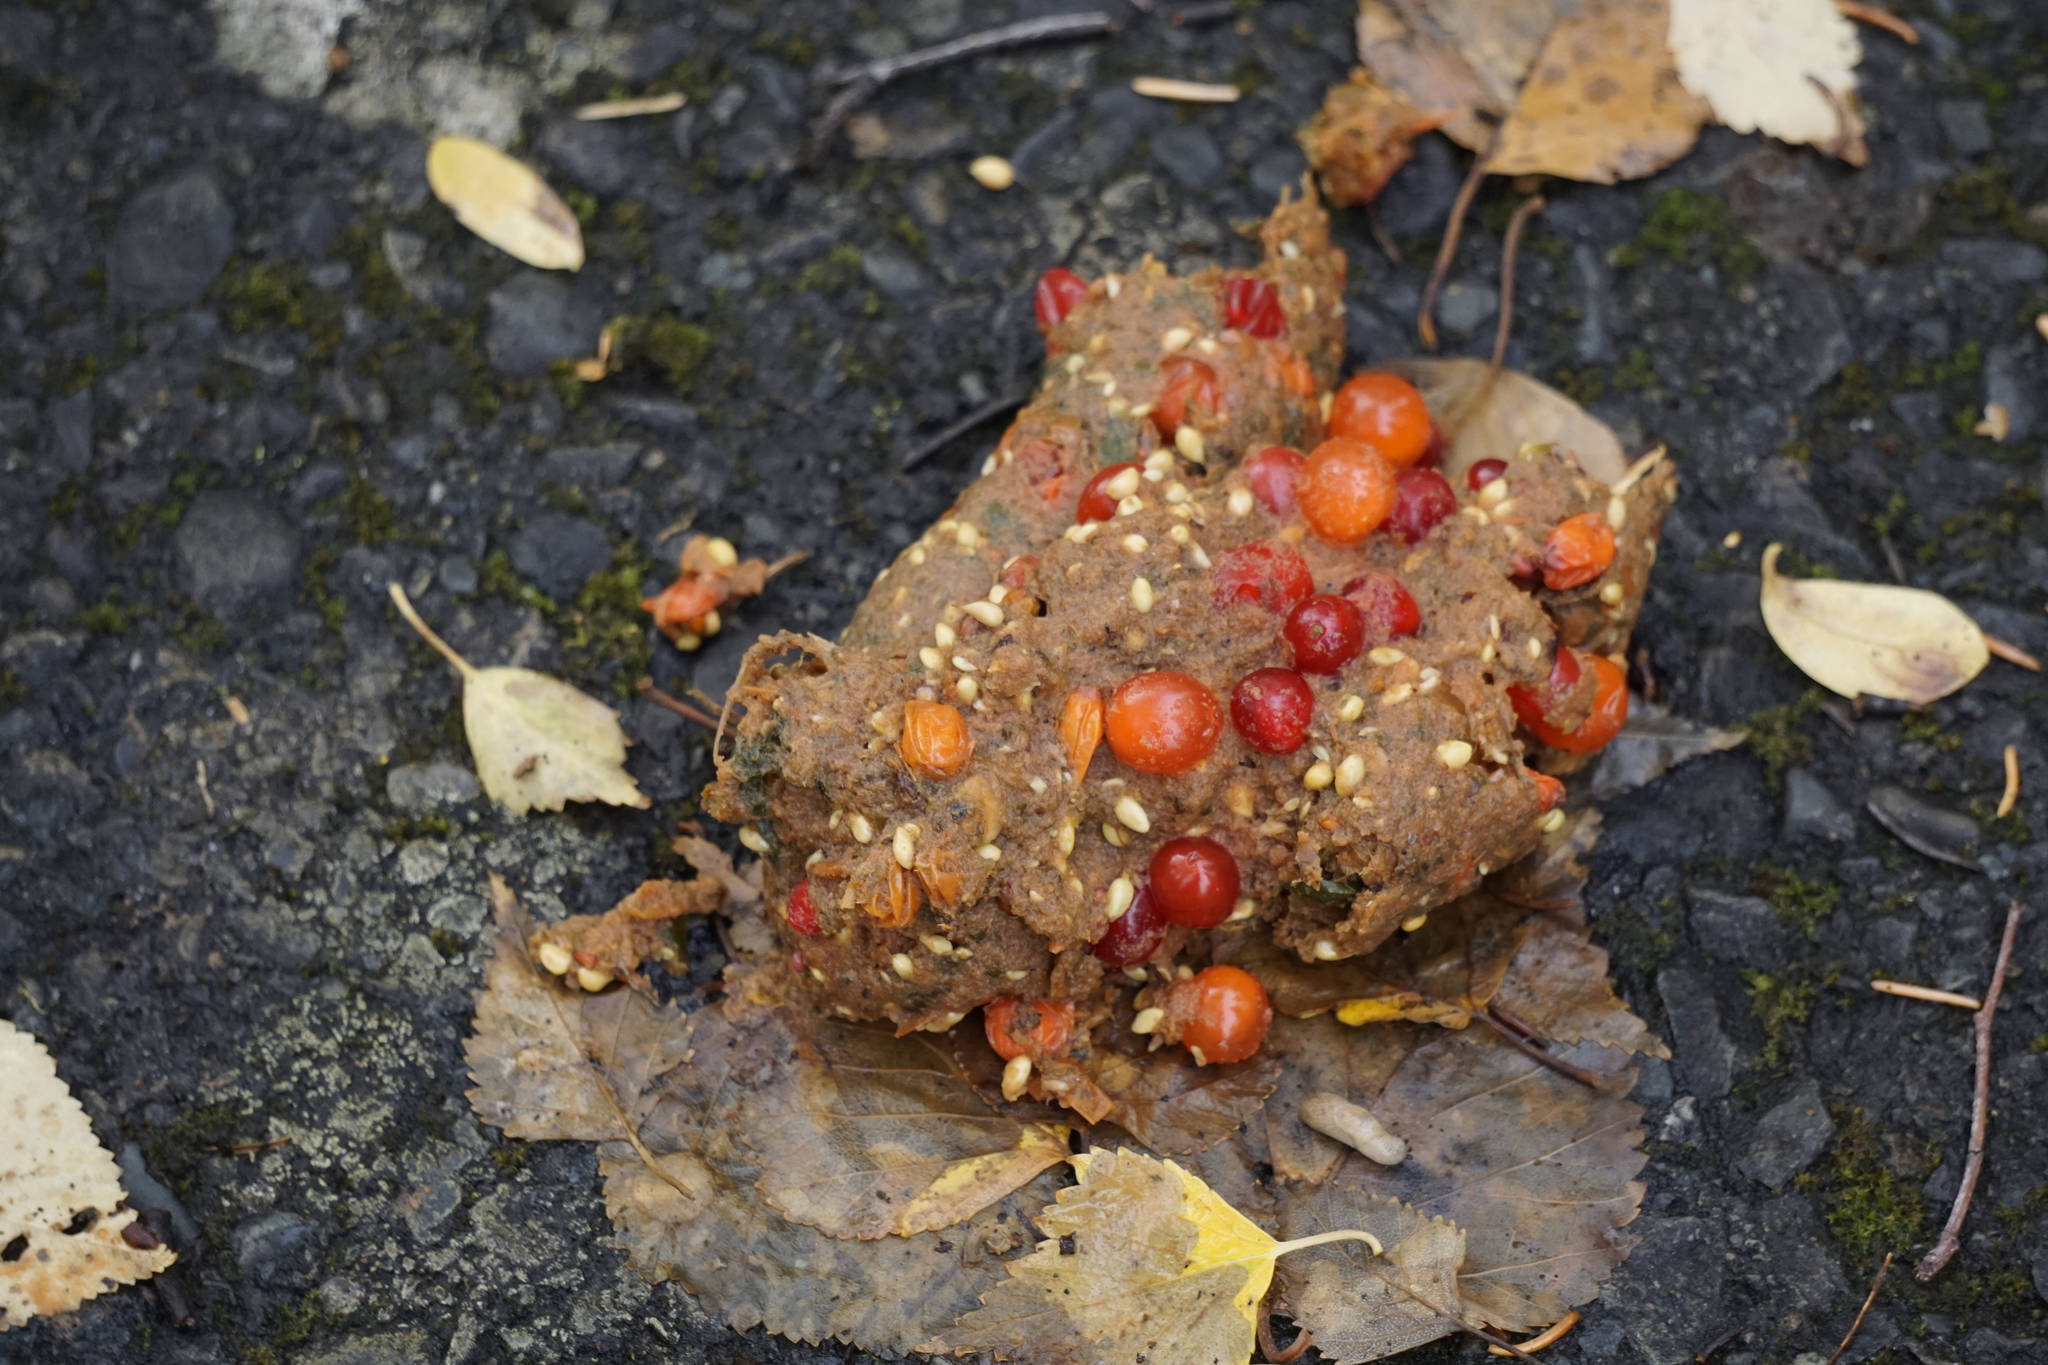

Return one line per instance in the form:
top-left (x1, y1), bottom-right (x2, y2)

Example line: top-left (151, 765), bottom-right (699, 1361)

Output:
top-left (1758, 544), bottom-right (1989, 705)
top-left (1355, 0), bottom-right (1563, 151)
top-left (388, 582), bottom-right (649, 814)
top-left (1668, 0), bottom-right (1867, 163)
top-left (1377, 357), bottom-right (1627, 484)
top-left (1277, 1193), bottom-right (1467, 1362)
top-left (2, 1020), bottom-right (176, 1331)
top-left (425, 136), bottom-right (585, 271)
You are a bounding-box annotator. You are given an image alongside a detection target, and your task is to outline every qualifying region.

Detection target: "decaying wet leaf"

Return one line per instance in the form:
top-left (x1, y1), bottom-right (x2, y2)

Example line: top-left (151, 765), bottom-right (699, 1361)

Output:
top-left (425, 136), bottom-right (584, 271)
top-left (1668, 0), bottom-right (1867, 163)
top-left (1490, 918), bottom-right (1671, 1059)
top-left (1, 1020), bottom-right (176, 1332)
top-left (1758, 544), bottom-right (1989, 705)
top-left (673, 833), bottom-right (775, 957)
top-left (1355, 0), bottom-right (1565, 151)
top-left (1378, 358), bottom-right (1627, 484)
top-left (1091, 1045), bottom-right (1281, 1156)
top-left (1588, 698), bottom-right (1747, 799)
top-left (388, 583), bottom-right (649, 814)
top-left (1866, 784), bottom-right (1983, 872)
top-left (1278, 1193), bottom-right (1466, 1362)
top-left (528, 877), bottom-right (723, 989)
top-left (1299, 69), bottom-right (1445, 206)
top-left (464, 877), bottom-right (1060, 1353)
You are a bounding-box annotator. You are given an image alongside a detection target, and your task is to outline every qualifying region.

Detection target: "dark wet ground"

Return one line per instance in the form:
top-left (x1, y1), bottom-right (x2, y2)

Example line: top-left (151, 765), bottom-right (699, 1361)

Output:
top-left (2, 1), bottom-right (2046, 1362)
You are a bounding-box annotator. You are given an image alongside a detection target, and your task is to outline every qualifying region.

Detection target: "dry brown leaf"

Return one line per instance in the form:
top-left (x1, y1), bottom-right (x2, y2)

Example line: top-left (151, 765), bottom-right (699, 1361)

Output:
top-left (1356, 0), bottom-right (1565, 150)
top-left (1587, 698), bottom-right (1748, 799)
top-left (672, 833), bottom-right (776, 958)
top-left (1491, 918), bottom-right (1671, 1059)
top-left (1758, 543), bottom-right (1989, 705)
top-left (424, 136), bottom-right (584, 271)
top-left (1299, 70), bottom-right (1446, 206)
top-left (1669, 0), bottom-right (1867, 162)
top-left (1091, 1045), bottom-right (1282, 1156)
top-left (1278, 1193), bottom-right (1467, 1362)
top-left (388, 583), bottom-right (649, 814)
top-left (1377, 358), bottom-right (1627, 484)
top-left (1, 1020), bottom-right (176, 1331)
top-left (463, 877), bottom-right (1061, 1354)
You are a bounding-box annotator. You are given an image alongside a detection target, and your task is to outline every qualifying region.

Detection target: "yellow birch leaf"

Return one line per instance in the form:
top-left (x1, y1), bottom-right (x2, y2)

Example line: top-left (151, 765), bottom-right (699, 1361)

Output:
top-left (425, 136), bottom-right (585, 271)
top-left (2, 1020), bottom-right (176, 1331)
top-left (388, 583), bottom-right (649, 814)
top-left (1758, 544), bottom-right (1988, 705)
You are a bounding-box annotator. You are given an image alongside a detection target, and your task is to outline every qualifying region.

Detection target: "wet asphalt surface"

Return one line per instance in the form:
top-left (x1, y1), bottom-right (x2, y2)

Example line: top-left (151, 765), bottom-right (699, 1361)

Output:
top-left (1, 1), bottom-right (2046, 1362)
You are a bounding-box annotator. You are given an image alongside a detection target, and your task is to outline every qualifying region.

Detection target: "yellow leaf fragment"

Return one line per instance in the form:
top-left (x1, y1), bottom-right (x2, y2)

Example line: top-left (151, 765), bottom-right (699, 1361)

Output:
top-left (1758, 544), bottom-right (1989, 705)
top-left (425, 136), bottom-right (585, 271)
top-left (1668, 0), bottom-right (1866, 162)
top-left (388, 583), bottom-right (648, 814)
top-left (1, 1020), bottom-right (176, 1332)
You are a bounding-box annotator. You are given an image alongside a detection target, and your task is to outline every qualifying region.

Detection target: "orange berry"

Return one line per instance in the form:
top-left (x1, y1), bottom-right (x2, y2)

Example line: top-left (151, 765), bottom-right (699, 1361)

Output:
top-left (1298, 438), bottom-right (1397, 544)
top-left (1522, 654), bottom-right (1628, 755)
top-left (899, 699), bottom-right (973, 780)
top-left (1161, 965), bottom-right (1271, 1065)
top-left (1104, 670), bottom-right (1222, 776)
top-left (1542, 513), bottom-right (1617, 591)
top-left (1154, 355), bottom-right (1221, 437)
top-left (1327, 372), bottom-right (1432, 466)
top-left (985, 997), bottom-right (1075, 1061)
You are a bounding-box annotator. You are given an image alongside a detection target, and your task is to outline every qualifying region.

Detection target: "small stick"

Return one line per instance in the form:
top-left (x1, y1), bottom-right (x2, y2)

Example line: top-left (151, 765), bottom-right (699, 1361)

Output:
top-left (1835, 0), bottom-right (1919, 43)
top-left (1417, 136), bottom-right (1496, 349)
top-left (1489, 195), bottom-right (1545, 375)
top-left (1131, 75), bottom-right (1239, 103)
top-left (1257, 1303), bottom-right (1313, 1364)
top-left (1915, 899), bottom-right (2024, 1282)
top-left (1806, 74), bottom-right (1869, 166)
top-left (1486, 1003), bottom-right (1540, 1041)
top-left (1170, 1), bottom-right (1240, 26)
top-left (901, 390), bottom-right (1029, 469)
top-left (1825, 1251), bottom-right (1892, 1365)
top-left (637, 677), bottom-right (721, 731)
top-left (1479, 1009), bottom-right (1599, 1090)
top-left (195, 759), bottom-right (215, 819)
top-left (1983, 632), bottom-right (2041, 671)
top-left (211, 1135), bottom-right (291, 1156)
top-left (1692, 1327), bottom-right (1741, 1362)
top-left (1365, 205), bottom-right (1402, 266)
top-left (1487, 1310), bottom-right (1580, 1356)
top-left (1870, 979), bottom-right (1981, 1011)
top-left (1996, 744), bottom-right (2020, 819)
top-left (575, 93), bottom-right (687, 120)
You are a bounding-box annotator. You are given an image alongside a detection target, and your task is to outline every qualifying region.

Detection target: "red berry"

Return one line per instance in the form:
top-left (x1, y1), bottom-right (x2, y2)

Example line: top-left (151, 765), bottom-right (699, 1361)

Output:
top-left (1327, 372), bottom-right (1433, 466)
top-left (1211, 540), bottom-right (1313, 615)
top-left (785, 878), bottom-right (819, 935)
top-left (1230, 668), bottom-right (1315, 754)
top-left (1161, 965), bottom-right (1271, 1065)
top-left (1148, 837), bottom-right (1240, 929)
top-left (1222, 276), bottom-right (1285, 338)
top-left (1094, 886), bottom-right (1168, 966)
top-left (1299, 437), bottom-right (1397, 544)
top-left (985, 997), bottom-right (1075, 1062)
top-left (1542, 513), bottom-right (1617, 591)
top-left (1530, 770), bottom-right (1566, 812)
top-left (1466, 458), bottom-right (1506, 490)
top-left (1076, 462), bottom-right (1142, 524)
top-left (1417, 422), bottom-right (1445, 468)
top-left (1034, 267), bottom-right (1088, 331)
top-left (1242, 445), bottom-right (1305, 516)
top-left (1105, 670), bottom-right (1224, 776)
top-left (1154, 354), bottom-right (1221, 437)
top-left (1521, 652), bottom-right (1627, 755)
top-left (1386, 468), bottom-right (1457, 544)
top-left (1284, 594), bottom-right (1365, 673)
top-left (1339, 573), bottom-right (1420, 643)
top-left (1508, 648), bottom-right (1582, 730)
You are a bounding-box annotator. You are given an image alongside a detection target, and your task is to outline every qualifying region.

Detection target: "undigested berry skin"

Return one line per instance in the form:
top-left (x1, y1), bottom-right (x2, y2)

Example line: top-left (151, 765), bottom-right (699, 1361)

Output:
top-left (1299, 438), bottom-right (1398, 544)
top-left (1211, 540), bottom-right (1314, 614)
top-left (1222, 276), bottom-right (1286, 338)
top-left (1284, 594), bottom-right (1366, 674)
top-left (1386, 468), bottom-right (1457, 544)
top-left (785, 879), bottom-right (819, 935)
top-left (1162, 965), bottom-right (1272, 1065)
top-left (1521, 652), bottom-right (1628, 754)
top-left (899, 700), bottom-right (974, 780)
top-left (1327, 372), bottom-right (1433, 466)
top-left (1507, 648), bottom-right (1581, 731)
top-left (1093, 886), bottom-right (1168, 966)
top-left (1075, 462), bottom-right (1142, 523)
top-left (1339, 573), bottom-right (1421, 643)
top-left (1542, 512), bottom-right (1617, 591)
top-left (1230, 667), bottom-right (1315, 754)
top-left (984, 997), bottom-right (1075, 1061)
top-left (1154, 355), bottom-right (1220, 437)
top-left (1242, 446), bottom-right (1305, 516)
top-left (1104, 671), bottom-right (1224, 776)
top-left (1148, 837), bottom-right (1241, 929)
top-left (1034, 267), bottom-right (1088, 332)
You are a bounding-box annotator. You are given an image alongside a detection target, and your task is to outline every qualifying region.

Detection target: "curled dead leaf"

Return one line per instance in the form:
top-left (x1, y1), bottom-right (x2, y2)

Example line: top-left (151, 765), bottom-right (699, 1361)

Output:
top-left (1300, 69), bottom-right (1445, 206)
top-left (425, 136), bottom-right (584, 271)
top-left (1376, 357), bottom-right (1627, 484)
top-left (1758, 544), bottom-right (1989, 705)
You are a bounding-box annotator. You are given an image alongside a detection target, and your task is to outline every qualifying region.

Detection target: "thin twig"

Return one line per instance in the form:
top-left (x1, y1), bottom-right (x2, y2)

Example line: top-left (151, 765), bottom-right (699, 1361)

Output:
top-left (1257, 1302), bottom-right (1313, 1364)
top-left (1365, 205), bottom-right (1402, 266)
top-left (1418, 135), bottom-right (1496, 349)
top-left (901, 391), bottom-right (1029, 469)
top-left (1915, 899), bottom-right (2024, 1282)
top-left (1487, 1310), bottom-right (1579, 1357)
top-left (1870, 979), bottom-right (1980, 1011)
top-left (1486, 1003), bottom-right (1539, 1041)
top-left (1983, 632), bottom-right (2042, 671)
top-left (1826, 1251), bottom-right (1893, 1365)
top-left (1997, 744), bottom-right (2020, 819)
top-left (575, 93), bottom-right (687, 120)
top-left (1835, 0), bottom-right (1919, 43)
top-left (637, 677), bottom-right (721, 731)
top-left (1131, 75), bottom-right (1239, 103)
top-left (1478, 1009), bottom-right (1600, 1090)
top-left (810, 13), bottom-right (1116, 159)
top-left (1490, 195), bottom-right (1545, 375)
top-left (1693, 1327), bottom-right (1742, 1362)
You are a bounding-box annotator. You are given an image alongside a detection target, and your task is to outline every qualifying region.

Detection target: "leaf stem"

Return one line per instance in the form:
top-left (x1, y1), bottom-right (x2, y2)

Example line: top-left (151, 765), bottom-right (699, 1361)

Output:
top-left (1270, 1228), bottom-right (1383, 1259)
top-left (387, 582), bottom-right (476, 679)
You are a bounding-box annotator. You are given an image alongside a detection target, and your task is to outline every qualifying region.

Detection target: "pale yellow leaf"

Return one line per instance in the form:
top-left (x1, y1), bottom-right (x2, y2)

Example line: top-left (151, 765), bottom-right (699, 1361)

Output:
top-left (425, 136), bottom-right (585, 271)
top-left (387, 583), bottom-right (648, 814)
top-left (1668, 0), bottom-right (1866, 161)
top-left (1376, 357), bottom-right (1627, 484)
top-left (1758, 544), bottom-right (1988, 705)
top-left (1, 1020), bottom-right (175, 1331)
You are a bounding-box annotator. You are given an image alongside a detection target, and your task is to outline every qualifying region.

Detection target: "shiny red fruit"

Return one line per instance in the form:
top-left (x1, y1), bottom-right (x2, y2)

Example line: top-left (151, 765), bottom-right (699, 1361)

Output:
top-left (1154, 354), bottom-right (1220, 437)
top-left (1242, 445), bottom-right (1305, 516)
top-left (1339, 573), bottom-right (1420, 643)
top-left (1076, 462), bottom-right (1142, 524)
top-left (1149, 837), bottom-right (1241, 929)
top-left (1212, 540), bottom-right (1314, 614)
top-left (1105, 670), bottom-right (1224, 776)
top-left (985, 997), bottom-right (1075, 1061)
top-left (1386, 468), bottom-right (1456, 544)
top-left (1093, 886), bottom-right (1168, 966)
top-left (1223, 276), bottom-right (1285, 338)
top-left (1466, 458), bottom-right (1506, 490)
top-left (1508, 648), bottom-right (1582, 730)
top-left (1230, 668), bottom-right (1315, 754)
top-left (1034, 267), bottom-right (1088, 331)
top-left (785, 879), bottom-right (818, 935)
top-left (1522, 652), bottom-right (1627, 755)
top-left (1327, 372), bottom-right (1433, 466)
top-left (1165, 965), bottom-right (1271, 1064)
top-left (1417, 422), bottom-right (1445, 468)
top-left (1284, 594), bottom-right (1366, 674)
